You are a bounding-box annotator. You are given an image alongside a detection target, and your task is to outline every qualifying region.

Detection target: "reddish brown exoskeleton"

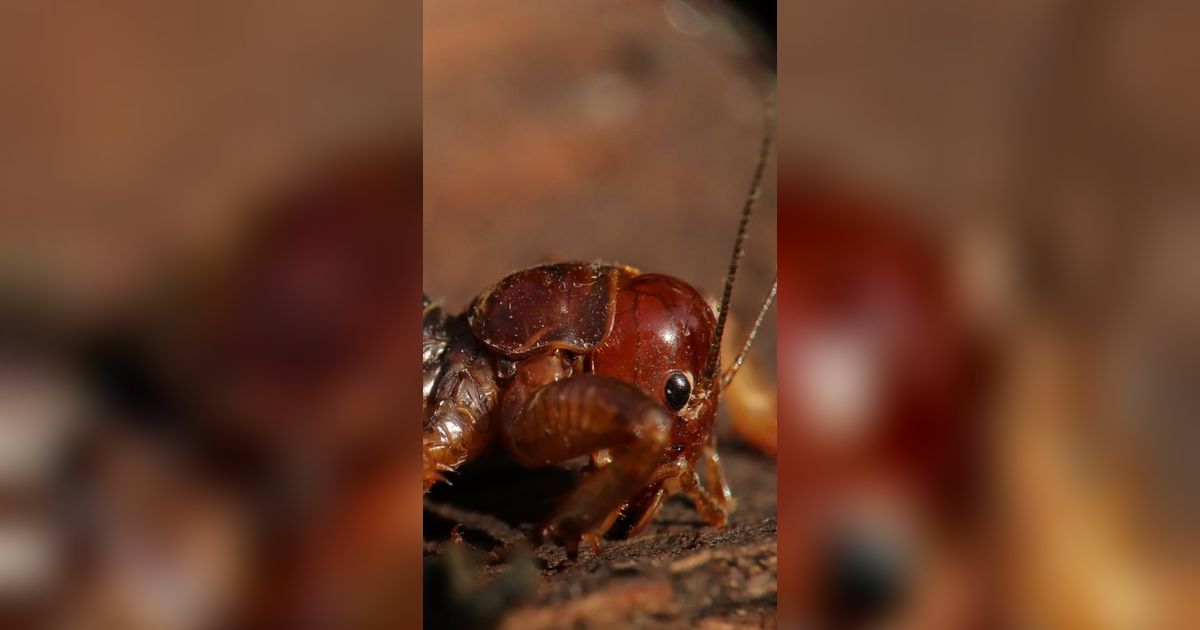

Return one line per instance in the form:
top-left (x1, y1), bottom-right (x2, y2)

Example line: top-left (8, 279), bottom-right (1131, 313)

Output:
top-left (422, 108), bottom-right (777, 556)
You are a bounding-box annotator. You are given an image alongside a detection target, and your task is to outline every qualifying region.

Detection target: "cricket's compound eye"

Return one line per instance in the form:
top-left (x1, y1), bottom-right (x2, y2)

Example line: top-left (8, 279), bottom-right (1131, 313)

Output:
top-left (664, 371), bottom-right (691, 412)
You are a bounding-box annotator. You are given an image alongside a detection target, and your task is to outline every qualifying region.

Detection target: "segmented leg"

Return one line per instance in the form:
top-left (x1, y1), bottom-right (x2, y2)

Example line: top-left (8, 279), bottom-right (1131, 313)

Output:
top-left (423, 317), bottom-right (499, 491)
top-left (681, 470), bottom-right (730, 526)
top-left (605, 457), bottom-right (689, 539)
top-left (502, 374), bottom-right (671, 556)
top-left (680, 438), bottom-right (734, 527)
top-left (606, 482), bottom-right (666, 540)
top-left (703, 435), bottom-right (736, 514)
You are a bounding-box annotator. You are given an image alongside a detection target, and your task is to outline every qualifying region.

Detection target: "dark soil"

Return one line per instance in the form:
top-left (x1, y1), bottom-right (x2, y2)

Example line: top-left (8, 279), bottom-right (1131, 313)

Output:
top-left (423, 439), bottom-right (777, 629)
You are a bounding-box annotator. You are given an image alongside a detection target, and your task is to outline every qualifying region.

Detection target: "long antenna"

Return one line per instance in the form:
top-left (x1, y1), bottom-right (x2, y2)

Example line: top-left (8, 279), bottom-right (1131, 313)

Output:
top-left (702, 91), bottom-right (775, 388)
top-left (721, 278), bottom-right (776, 389)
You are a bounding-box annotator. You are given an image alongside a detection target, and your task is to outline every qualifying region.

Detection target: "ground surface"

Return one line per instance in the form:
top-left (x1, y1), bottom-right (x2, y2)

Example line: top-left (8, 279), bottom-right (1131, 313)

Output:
top-left (423, 439), bottom-right (777, 629)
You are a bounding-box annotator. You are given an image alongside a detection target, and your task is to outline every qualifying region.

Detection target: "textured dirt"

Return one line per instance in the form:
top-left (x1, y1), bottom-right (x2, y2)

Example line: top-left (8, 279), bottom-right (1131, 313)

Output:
top-left (423, 442), bottom-right (777, 629)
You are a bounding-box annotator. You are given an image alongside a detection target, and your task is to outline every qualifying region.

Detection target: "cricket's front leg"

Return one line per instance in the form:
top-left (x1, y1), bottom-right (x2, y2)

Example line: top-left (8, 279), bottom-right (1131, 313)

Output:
top-left (502, 374), bottom-right (672, 556)
top-left (610, 444), bottom-right (733, 537)
top-left (701, 433), bottom-right (736, 518)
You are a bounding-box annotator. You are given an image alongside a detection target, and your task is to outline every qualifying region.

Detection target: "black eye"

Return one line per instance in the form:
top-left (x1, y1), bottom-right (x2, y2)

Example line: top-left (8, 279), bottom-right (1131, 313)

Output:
top-left (663, 372), bottom-right (691, 412)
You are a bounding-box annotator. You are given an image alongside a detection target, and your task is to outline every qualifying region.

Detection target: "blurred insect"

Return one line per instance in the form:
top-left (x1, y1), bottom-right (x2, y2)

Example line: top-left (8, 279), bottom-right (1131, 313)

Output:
top-left (71, 148), bottom-right (425, 629)
top-left (422, 102), bottom-right (778, 556)
top-left (776, 174), bottom-right (994, 627)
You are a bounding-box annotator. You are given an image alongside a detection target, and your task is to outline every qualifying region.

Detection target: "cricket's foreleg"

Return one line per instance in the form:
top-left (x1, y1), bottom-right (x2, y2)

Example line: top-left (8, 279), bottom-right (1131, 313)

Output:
top-left (701, 434), bottom-right (735, 517)
top-left (502, 374), bottom-right (670, 556)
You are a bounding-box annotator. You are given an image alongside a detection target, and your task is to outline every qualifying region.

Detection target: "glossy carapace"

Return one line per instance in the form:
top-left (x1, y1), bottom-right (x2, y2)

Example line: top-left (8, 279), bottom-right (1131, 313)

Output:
top-left (472, 262), bottom-right (721, 455)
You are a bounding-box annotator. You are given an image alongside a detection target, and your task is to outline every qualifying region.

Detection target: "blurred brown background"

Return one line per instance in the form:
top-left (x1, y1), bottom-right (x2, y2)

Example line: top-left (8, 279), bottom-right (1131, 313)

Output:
top-left (423, 0), bottom-right (776, 329)
top-left (0, 0), bottom-right (418, 314)
top-left (0, 2), bottom-right (422, 628)
top-left (779, 1), bottom-right (1200, 627)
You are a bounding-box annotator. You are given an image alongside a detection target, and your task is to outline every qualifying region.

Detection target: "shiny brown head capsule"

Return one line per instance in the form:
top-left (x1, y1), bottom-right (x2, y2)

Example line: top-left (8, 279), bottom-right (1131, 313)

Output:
top-left (591, 273), bottom-right (718, 461)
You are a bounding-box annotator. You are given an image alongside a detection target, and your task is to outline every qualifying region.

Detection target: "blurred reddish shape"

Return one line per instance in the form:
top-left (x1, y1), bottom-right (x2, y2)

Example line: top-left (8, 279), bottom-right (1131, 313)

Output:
top-left (777, 172), bottom-right (992, 628)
